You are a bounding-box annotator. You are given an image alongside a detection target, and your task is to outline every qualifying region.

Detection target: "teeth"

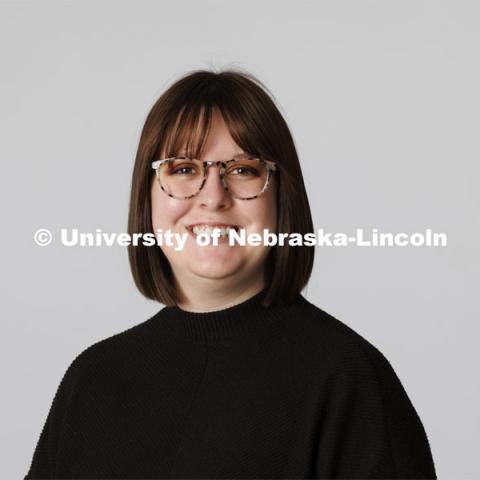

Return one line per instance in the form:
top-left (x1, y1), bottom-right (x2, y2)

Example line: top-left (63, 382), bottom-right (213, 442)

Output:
top-left (191, 225), bottom-right (237, 237)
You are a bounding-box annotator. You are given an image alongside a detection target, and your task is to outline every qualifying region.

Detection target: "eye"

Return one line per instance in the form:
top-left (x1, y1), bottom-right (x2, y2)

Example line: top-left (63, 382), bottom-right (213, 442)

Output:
top-left (172, 165), bottom-right (196, 175)
top-left (168, 158), bottom-right (199, 176)
top-left (229, 166), bottom-right (258, 176)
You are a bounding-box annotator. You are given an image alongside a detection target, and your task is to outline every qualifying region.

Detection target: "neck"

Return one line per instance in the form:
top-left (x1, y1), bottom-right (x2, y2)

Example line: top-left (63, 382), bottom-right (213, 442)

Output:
top-left (173, 275), bottom-right (266, 313)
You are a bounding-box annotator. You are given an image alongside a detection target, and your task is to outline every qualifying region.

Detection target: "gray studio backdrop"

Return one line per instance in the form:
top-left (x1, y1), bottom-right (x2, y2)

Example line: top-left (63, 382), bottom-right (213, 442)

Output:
top-left (1, 1), bottom-right (479, 478)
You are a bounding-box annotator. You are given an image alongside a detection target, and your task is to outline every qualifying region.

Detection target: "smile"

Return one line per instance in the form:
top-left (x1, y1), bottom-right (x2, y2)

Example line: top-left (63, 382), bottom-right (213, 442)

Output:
top-left (185, 225), bottom-right (241, 245)
top-left (186, 224), bottom-right (240, 237)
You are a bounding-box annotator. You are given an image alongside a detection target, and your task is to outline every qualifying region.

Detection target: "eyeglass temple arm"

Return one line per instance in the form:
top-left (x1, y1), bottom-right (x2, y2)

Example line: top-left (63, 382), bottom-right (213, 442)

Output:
top-left (151, 158), bottom-right (178, 170)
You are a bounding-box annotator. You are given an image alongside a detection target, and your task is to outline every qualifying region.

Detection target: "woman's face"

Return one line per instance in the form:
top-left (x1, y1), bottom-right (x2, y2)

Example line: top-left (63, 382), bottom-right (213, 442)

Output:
top-left (151, 110), bottom-right (277, 291)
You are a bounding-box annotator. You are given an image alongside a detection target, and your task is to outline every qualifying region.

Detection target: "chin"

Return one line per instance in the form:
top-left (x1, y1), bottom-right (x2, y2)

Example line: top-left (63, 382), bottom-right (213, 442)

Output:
top-left (188, 260), bottom-right (244, 280)
top-left (187, 245), bottom-right (241, 262)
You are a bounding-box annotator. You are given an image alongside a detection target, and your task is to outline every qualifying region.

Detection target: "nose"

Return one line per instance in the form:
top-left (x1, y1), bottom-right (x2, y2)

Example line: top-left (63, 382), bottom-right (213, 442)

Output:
top-left (197, 164), bottom-right (232, 209)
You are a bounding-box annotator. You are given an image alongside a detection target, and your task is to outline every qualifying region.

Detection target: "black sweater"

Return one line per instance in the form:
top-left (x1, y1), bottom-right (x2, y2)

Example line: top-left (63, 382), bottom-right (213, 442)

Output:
top-left (24, 288), bottom-right (437, 479)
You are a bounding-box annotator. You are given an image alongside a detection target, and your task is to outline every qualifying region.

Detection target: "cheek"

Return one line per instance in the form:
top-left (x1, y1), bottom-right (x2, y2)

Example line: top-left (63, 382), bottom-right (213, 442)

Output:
top-left (246, 195), bottom-right (277, 231)
top-left (151, 183), bottom-right (189, 231)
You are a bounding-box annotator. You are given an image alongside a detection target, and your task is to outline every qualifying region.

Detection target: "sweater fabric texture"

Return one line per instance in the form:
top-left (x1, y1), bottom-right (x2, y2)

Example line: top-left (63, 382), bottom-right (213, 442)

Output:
top-left (25, 287), bottom-right (437, 479)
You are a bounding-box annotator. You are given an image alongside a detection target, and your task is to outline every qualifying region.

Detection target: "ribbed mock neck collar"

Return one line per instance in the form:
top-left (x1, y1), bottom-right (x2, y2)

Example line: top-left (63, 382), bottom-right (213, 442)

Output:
top-left (161, 287), bottom-right (290, 342)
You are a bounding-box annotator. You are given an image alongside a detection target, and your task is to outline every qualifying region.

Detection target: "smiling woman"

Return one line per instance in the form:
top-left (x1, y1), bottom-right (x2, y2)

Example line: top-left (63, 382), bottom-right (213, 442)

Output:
top-left (128, 69), bottom-right (314, 311)
top-left (24, 69), bottom-right (437, 479)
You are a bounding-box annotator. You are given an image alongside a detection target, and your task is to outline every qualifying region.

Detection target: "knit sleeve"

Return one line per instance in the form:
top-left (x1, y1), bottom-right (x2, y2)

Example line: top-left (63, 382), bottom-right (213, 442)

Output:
top-left (365, 343), bottom-right (437, 479)
top-left (24, 355), bottom-right (83, 480)
top-left (314, 338), bottom-right (437, 479)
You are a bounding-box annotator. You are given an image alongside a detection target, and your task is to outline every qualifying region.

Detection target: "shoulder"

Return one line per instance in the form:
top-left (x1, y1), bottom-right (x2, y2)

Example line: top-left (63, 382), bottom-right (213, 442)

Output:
top-left (283, 295), bottom-right (422, 425)
top-left (284, 294), bottom-right (401, 385)
top-left (287, 297), bottom-right (436, 478)
top-left (57, 309), bottom-right (164, 391)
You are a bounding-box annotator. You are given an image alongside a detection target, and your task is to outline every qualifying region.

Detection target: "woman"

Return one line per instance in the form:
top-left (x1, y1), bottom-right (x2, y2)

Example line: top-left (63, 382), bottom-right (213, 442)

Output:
top-left (25, 69), bottom-right (437, 479)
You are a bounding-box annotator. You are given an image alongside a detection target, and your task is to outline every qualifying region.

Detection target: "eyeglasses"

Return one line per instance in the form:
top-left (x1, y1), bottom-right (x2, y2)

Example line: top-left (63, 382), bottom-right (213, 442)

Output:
top-left (151, 153), bottom-right (277, 200)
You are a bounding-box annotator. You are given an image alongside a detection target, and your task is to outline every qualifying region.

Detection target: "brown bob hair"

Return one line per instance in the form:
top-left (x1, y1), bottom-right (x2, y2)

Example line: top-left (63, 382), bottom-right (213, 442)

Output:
top-left (127, 68), bottom-right (315, 307)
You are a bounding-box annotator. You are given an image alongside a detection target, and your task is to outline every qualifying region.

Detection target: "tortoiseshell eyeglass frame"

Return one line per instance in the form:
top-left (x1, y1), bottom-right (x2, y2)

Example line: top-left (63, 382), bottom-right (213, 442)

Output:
top-left (151, 154), bottom-right (278, 200)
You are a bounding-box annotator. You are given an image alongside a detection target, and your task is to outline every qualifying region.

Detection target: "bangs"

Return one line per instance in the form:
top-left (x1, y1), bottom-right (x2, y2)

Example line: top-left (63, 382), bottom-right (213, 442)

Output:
top-left (161, 102), bottom-right (214, 160)
top-left (157, 77), bottom-right (272, 162)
